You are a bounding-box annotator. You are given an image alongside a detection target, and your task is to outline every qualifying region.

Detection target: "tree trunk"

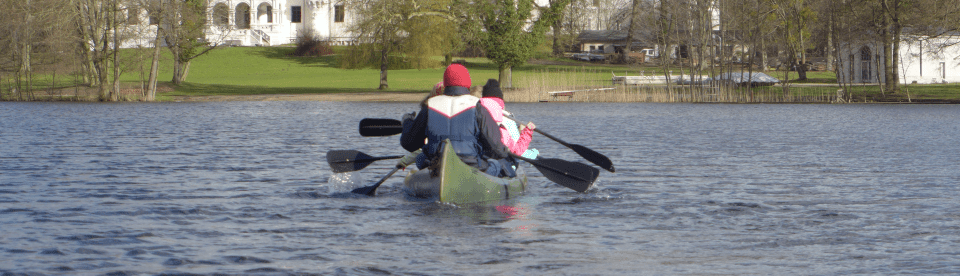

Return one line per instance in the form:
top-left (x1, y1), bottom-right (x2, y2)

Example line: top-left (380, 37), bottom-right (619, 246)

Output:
top-left (760, 37), bottom-right (768, 72)
top-left (379, 47), bottom-right (389, 90)
top-left (111, 0), bottom-right (121, 101)
top-left (172, 59), bottom-right (191, 85)
top-left (19, 0), bottom-right (33, 100)
top-left (97, 25), bottom-right (110, 101)
top-left (889, 0), bottom-right (901, 93)
top-left (621, 0), bottom-right (639, 63)
top-left (19, 42), bottom-right (33, 101)
top-left (826, 16), bottom-right (834, 72)
top-left (796, 61), bottom-right (808, 81)
top-left (499, 66), bottom-right (513, 89)
top-left (146, 26), bottom-right (163, 101)
top-left (551, 0), bottom-right (565, 57)
top-left (880, 0), bottom-right (893, 94)
top-left (552, 19), bottom-right (563, 56)
top-left (658, 0), bottom-right (673, 91)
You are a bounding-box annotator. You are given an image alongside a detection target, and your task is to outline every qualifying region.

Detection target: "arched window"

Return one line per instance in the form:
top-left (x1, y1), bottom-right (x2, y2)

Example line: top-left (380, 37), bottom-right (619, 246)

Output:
top-left (257, 3), bottom-right (273, 23)
top-left (236, 3), bottom-right (251, 29)
top-left (213, 3), bottom-right (229, 26)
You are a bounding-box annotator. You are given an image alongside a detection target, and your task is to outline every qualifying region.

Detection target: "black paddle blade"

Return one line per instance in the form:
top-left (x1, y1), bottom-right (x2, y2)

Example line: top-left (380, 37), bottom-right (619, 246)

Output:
top-left (351, 185), bottom-right (377, 196)
top-left (528, 158), bottom-right (599, 193)
top-left (351, 166), bottom-right (402, 196)
top-left (326, 150), bottom-right (376, 173)
top-left (359, 118), bottom-right (403, 137)
top-left (326, 150), bottom-right (405, 173)
top-left (570, 144), bottom-right (615, 172)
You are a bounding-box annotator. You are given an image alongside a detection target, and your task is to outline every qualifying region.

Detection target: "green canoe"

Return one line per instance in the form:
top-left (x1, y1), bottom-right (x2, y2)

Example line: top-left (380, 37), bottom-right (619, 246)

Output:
top-left (404, 140), bottom-right (527, 204)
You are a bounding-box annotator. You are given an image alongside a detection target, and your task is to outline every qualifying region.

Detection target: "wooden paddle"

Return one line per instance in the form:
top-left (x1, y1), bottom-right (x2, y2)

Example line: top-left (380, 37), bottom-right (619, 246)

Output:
top-left (325, 150), bottom-right (404, 173)
top-left (359, 118), bottom-right (404, 137)
top-left (350, 166), bottom-right (402, 196)
top-left (511, 154), bottom-right (599, 193)
top-left (502, 111), bottom-right (615, 172)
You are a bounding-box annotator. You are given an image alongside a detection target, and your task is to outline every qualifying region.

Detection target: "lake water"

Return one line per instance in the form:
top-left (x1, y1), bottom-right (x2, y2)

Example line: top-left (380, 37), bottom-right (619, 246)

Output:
top-left (2, 101), bottom-right (959, 275)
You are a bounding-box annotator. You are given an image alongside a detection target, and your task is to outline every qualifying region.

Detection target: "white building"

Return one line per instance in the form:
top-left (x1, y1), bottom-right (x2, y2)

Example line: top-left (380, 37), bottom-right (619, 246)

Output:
top-left (122, 0), bottom-right (565, 48)
top-left (124, 0), bottom-right (355, 48)
top-left (208, 0), bottom-right (354, 46)
top-left (839, 35), bottom-right (960, 84)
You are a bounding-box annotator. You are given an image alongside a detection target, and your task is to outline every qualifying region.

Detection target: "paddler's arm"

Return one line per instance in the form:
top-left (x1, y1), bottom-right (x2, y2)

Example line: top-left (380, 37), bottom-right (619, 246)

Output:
top-left (400, 106), bottom-right (428, 152)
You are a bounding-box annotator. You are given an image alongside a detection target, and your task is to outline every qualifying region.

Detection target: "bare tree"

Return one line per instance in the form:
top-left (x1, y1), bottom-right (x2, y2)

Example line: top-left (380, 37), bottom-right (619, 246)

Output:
top-left (772, 0), bottom-right (816, 81)
top-left (550, 0), bottom-right (576, 56)
top-left (341, 0), bottom-right (462, 90)
top-left (143, 0), bottom-right (163, 101)
top-left (466, 0), bottom-right (568, 88)
top-left (75, 0), bottom-right (118, 100)
top-left (163, 0), bottom-right (224, 85)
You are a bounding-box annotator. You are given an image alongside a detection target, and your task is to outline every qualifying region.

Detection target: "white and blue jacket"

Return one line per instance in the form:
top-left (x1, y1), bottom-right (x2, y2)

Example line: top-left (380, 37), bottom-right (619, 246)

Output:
top-left (400, 86), bottom-right (510, 171)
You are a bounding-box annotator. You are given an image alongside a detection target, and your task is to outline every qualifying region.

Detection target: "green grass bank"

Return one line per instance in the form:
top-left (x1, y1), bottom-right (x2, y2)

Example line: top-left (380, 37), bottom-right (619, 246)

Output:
top-left (5, 46), bottom-right (960, 103)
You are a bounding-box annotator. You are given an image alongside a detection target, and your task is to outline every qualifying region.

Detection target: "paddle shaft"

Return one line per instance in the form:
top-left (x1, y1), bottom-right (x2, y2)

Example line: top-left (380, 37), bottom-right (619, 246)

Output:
top-left (358, 166), bottom-right (402, 196)
top-left (502, 113), bottom-right (615, 172)
top-left (502, 114), bottom-right (573, 148)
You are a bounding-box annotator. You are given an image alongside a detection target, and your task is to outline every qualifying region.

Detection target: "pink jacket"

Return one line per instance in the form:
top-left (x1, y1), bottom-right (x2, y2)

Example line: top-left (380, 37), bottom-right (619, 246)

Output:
top-left (479, 97), bottom-right (534, 156)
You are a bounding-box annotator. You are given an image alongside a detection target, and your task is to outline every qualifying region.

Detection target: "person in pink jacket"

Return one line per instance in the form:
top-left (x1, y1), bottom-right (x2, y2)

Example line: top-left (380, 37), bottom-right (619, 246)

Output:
top-left (479, 79), bottom-right (535, 177)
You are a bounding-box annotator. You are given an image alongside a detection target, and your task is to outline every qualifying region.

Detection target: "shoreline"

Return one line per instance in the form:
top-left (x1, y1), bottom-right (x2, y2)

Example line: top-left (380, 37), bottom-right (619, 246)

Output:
top-left (168, 92), bottom-right (428, 102)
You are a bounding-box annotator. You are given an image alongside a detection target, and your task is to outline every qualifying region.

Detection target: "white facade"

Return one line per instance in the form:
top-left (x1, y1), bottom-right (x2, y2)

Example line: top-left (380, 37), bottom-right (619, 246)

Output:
top-left (839, 35), bottom-right (960, 84)
top-left (123, 0), bottom-right (355, 48)
top-left (209, 0), bottom-right (355, 46)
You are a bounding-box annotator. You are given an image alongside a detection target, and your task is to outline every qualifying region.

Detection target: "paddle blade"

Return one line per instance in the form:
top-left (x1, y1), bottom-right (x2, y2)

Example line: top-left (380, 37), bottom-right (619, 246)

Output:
top-left (359, 118), bottom-right (403, 137)
top-left (351, 166), bottom-right (402, 196)
top-left (350, 185), bottom-right (377, 196)
top-left (527, 158), bottom-right (599, 193)
top-left (569, 144), bottom-right (615, 172)
top-left (326, 150), bottom-right (376, 173)
top-left (326, 150), bottom-right (405, 173)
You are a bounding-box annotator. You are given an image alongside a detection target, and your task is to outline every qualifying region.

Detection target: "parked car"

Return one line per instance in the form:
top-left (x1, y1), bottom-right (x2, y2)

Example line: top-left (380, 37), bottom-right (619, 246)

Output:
top-left (571, 53), bottom-right (606, 62)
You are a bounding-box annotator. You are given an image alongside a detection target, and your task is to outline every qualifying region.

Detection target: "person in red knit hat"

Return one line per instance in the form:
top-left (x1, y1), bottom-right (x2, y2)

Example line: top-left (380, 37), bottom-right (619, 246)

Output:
top-left (400, 64), bottom-right (511, 177)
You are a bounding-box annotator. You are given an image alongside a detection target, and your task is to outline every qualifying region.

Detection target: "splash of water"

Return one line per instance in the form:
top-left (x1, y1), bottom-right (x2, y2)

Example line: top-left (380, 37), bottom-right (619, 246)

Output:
top-left (326, 171), bottom-right (365, 194)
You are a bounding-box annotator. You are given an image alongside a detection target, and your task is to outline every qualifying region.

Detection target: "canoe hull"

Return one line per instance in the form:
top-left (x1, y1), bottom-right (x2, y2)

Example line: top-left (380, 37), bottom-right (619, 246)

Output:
top-left (404, 141), bottom-right (526, 204)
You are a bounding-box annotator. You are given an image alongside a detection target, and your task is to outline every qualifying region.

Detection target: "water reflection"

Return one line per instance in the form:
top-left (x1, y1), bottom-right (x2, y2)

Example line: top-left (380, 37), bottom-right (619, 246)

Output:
top-left (410, 199), bottom-right (528, 225)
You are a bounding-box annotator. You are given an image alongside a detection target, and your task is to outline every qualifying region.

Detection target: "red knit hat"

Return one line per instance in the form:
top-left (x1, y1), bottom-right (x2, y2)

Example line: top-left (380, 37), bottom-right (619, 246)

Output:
top-left (443, 64), bottom-right (471, 88)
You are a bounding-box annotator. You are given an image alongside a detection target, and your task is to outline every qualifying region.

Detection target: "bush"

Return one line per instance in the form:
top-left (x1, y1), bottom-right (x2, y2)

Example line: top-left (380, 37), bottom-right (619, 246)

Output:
top-left (293, 29), bottom-right (333, 57)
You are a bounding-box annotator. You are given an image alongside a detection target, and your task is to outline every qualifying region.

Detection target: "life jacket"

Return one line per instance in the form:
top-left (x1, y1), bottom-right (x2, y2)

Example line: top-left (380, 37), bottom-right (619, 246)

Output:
top-left (423, 94), bottom-right (486, 168)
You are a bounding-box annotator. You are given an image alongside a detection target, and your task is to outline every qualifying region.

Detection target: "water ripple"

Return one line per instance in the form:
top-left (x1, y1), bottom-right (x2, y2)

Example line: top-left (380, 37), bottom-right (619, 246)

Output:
top-left (2, 102), bottom-right (960, 274)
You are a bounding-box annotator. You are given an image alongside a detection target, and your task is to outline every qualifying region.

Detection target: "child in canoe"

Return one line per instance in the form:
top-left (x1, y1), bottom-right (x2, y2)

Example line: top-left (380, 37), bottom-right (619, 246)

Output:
top-left (479, 79), bottom-right (538, 177)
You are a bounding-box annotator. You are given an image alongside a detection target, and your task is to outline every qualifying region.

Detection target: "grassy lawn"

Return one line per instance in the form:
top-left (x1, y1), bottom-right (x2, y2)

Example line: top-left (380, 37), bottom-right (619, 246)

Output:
top-left (7, 45), bottom-right (959, 103)
top-left (146, 47), bottom-right (632, 96)
top-left (113, 47), bottom-right (960, 103)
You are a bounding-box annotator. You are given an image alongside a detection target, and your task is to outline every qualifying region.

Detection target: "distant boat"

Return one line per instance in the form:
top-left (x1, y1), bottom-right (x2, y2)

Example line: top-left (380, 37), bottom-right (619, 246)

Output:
top-left (677, 72), bottom-right (780, 87)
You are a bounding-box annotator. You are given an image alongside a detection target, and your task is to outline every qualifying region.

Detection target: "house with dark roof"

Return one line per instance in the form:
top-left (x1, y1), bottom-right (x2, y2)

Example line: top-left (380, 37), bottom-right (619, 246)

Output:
top-left (576, 30), bottom-right (655, 55)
